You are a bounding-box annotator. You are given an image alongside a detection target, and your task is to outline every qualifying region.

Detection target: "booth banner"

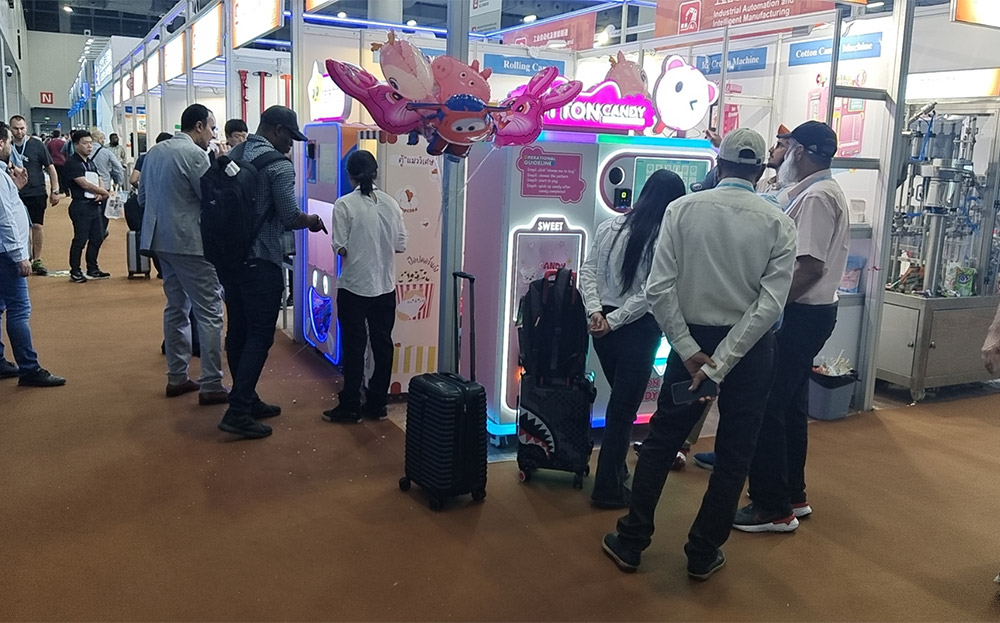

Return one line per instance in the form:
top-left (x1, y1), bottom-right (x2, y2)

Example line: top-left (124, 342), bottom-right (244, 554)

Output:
top-left (953, 0), bottom-right (1000, 30)
top-left (380, 143), bottom-right (443, 394)
top-left (503, 12), bottom-right (597, 51)
top-left (483, 53), bottom-right (565, 77)
top-left (191, 4), bottom-right (223, 69)
top-left (233, 0), bottom-right (283, 48)
top-left (789, 33), bottom-right (882, 66)
top-left (656, 0), bottom-right (837, 37)
top-left (696, 46), bottom-right (769, 75)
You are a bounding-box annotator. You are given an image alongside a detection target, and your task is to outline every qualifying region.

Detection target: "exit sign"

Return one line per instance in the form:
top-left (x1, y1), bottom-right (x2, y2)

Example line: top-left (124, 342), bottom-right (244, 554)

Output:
top-left (39, 92), bottom-right (53, 105)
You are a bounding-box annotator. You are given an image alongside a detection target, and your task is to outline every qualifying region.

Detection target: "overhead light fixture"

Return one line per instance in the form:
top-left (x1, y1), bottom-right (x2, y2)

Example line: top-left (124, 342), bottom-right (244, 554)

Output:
top-left (337, 11), bottom-right (347, 18)
top-left (867, 1), bottom-right (885, 7)
top-left (596, 24), bottom-right (615, 46)
top-left (62, 5), bottom-right (73, 12)
top-left (86, 38), bottom-right (93, 43)
top-left (546, 39), bottom-right (567, 49)
top-left (406, 19), bottom-right (417, 26)
top-left (522, 14), bottom-right (537, 23)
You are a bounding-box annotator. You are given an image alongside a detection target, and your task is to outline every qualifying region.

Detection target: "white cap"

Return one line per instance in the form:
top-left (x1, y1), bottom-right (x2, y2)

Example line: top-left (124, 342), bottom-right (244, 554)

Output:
top-left (717, 128), bottom-right (767, 166)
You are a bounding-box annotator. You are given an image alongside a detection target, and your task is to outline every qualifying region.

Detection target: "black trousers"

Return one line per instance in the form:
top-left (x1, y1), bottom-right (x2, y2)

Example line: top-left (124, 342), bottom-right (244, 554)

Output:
top-left (68, 200), bottom-right (104, 272)
top-left (616, 325), bottom-right (776, 568)
top-left (337, 289), bottom-right (396, 412)
top-left (748, 302), bottom-right (838, 515)
top-left (218, 261), bottom-right (284, 416)
top-left (591, 311), bottom-right (661, 502)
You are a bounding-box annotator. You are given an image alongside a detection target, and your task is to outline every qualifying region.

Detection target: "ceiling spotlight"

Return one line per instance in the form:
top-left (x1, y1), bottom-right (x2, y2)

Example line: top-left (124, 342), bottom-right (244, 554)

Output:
top-left (337, 11), bottom-right (347, 18)
top-left (62, 5), bottom-right (73, 12)
top-left (867, 1), bottom-right (885, 7)
top-left (86, 38), bottom-right (93, 43)
top-left (546, 39), bottom-right (567, 49)
top-left (406, 19), bottom-right (417, 26)
top-left (522, 14), bottom-right (537, 23)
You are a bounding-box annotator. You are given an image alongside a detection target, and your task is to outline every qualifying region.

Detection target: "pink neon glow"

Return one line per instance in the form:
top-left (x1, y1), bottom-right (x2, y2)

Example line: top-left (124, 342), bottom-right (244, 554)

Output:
top-left (516, 79), bottom-right (655, 133)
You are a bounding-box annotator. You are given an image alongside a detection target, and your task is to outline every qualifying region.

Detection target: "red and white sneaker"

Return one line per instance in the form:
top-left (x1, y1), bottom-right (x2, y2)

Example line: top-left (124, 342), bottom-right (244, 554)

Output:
top-left (792, 502), bottom-right (813, 518)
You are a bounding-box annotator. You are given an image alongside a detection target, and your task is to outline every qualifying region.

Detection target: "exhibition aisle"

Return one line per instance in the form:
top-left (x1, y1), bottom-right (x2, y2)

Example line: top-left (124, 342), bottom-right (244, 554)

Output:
top-left (2, 208), bottom-right (1000, 621)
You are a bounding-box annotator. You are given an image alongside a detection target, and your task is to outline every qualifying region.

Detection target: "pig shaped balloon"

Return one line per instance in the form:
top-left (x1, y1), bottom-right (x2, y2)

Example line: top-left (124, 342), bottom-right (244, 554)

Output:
top-left (372, 31), bottom-right (434, 101)
top-left (431, 57), bottom-right (493, 103)
top-left (493, 67), bottom-right (583, 148)
top-left (651, 55), bottom-right (719, 133)
top-left (324, 59), bottom-right (425, 136)
top-left (606, 51), bottom-right (649, 99)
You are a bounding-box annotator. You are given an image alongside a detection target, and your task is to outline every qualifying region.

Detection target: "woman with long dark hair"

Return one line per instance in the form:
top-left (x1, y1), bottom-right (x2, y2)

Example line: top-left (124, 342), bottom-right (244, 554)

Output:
top-left (580, 169), bottom-right (687, 508)
top-left (323, 150), bottom-right (408, 424)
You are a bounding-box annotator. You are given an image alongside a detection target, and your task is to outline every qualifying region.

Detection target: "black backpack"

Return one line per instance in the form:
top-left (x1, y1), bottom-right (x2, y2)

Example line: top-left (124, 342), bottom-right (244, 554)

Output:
top-left (516, 268), bottom-right (589, 383)
top-left (200, 150), bottom-right (286, 273)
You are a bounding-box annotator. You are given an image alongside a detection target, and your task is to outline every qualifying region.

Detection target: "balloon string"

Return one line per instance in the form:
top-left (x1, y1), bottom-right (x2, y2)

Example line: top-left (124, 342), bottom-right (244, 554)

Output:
top-left (434, 148), bottom-right (499, 237)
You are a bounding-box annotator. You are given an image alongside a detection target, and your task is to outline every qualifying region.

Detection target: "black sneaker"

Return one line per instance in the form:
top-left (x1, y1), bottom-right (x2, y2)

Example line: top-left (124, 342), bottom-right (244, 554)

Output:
top-left (602, 533), bottom-right (640, 573)
top-left (218, 411), bottom-right (272, 439)
top-left (69, 270), bottom-right (88, 283)
top-left (361, 405), bottom-right (388, 421)
top-left (733, 502), bottom-right (799, 533)
top-left (0, 359), bottom-right (19, 379)
top-left (251, 401), bottom-right (282, 419)
top-left (688, 550), bottom-right (726, 581)
top-left (322, 405), bottom-right (362, 424)
top-left (86, 269), bottom-right (111, 280)
top-left (18, 368), bottom-right (66, 387)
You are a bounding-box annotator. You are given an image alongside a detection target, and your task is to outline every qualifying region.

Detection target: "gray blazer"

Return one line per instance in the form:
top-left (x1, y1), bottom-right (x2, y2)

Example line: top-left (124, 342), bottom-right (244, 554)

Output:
top-left (137, 132), bottom-right (210, 256)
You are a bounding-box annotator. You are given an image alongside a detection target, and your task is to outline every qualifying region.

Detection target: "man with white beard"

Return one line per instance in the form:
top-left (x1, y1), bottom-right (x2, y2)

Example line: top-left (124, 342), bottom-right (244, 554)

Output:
top-left (734, 120), bottom-right (850, 533)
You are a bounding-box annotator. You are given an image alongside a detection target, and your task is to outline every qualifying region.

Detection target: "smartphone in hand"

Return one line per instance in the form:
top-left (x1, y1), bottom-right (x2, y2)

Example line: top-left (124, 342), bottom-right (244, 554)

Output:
top-left (671, 379), bottom-right (718, 405)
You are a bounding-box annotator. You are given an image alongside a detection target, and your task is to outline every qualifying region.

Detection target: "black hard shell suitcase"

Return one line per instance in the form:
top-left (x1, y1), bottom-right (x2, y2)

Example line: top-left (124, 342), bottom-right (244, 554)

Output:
top-left (399, 271), bottom-right (487, 510)
top-left (517, 373), bottom-right (596, 488)
top-left (127, 230), bottom-right (150, 279)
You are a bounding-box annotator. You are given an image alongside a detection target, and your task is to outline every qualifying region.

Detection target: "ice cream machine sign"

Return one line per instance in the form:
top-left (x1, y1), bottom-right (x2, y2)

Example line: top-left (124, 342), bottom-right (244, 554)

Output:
top-left (542, 80), bottom-right (656, 133)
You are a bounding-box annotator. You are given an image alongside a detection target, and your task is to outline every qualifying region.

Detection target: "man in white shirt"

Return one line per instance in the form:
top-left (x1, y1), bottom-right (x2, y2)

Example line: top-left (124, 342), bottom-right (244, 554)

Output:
top-left (736, 121), bottom-right (850, 533)
top-left (602, 128), bottom-right (797, 581)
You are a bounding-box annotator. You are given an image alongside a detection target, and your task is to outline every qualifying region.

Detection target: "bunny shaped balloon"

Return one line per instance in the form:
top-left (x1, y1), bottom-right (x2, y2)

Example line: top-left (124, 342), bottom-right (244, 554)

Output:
top-left (493, 67), bottom-right (583, 148)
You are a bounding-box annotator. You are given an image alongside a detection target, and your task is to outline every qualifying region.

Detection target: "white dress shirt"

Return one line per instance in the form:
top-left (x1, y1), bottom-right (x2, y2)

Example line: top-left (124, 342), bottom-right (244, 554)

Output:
top-left (0, 161), bottom-right (29, 262)
top-left (332, 187), bottom-right (408, 298)
top-left (646, 178), bottom-right (798, 382)
top-left (784, 170), bottom-right (850, 305)
top-left (579, 215), bottom-right (652, 330)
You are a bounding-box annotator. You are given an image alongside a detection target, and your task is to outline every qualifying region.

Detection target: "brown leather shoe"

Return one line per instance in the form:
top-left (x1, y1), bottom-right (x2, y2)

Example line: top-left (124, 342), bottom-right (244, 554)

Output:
top-left (199, 389), bottom-right (230, 405)
top-left (166, 379), bottom-right (200, 398)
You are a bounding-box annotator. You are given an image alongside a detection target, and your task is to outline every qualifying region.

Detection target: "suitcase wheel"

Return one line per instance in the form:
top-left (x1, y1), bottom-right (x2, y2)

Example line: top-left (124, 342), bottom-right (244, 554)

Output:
top-left (472, 489), bottom-right (486, 502)
top-left (518, 469), bottom-right (532, 483)
top-left (398, 477), bottom-right (411, 492)
top-left (429, 498), bottom-right (444, 512)
top-left (573, 474), bottom-right (584, 490)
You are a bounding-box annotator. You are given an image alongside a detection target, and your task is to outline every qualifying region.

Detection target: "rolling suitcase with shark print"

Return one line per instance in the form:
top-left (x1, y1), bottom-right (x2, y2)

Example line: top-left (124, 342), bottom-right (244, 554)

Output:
top-left (399, 271), bottom-right (488, 511)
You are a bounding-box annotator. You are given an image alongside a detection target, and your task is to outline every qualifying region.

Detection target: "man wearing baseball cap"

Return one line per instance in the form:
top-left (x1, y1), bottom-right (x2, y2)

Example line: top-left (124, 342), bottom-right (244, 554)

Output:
top-left (602, 128), bottom-right (797, 581)
top-left (215, 106), bottom-right (326, 439)
top-left (735, 120), bottom-right (850, 532)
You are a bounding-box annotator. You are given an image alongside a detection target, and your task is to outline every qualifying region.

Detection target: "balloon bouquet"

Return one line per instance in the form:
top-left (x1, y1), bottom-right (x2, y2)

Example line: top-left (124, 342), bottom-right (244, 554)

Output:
top-left (325, 31), bottom-right (583, 160)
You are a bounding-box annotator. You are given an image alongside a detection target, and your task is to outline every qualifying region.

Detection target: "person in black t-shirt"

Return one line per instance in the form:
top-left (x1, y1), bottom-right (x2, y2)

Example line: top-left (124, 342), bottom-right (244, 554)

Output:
top-left (64, 130), bottom-right (110, 283)
top-left (9, 115), bottom-right (60, 276)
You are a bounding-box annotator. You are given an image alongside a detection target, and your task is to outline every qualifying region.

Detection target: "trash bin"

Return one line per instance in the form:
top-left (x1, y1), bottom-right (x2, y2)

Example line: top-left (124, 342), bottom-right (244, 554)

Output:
top-left (807, 371), bottom-right (856, 421)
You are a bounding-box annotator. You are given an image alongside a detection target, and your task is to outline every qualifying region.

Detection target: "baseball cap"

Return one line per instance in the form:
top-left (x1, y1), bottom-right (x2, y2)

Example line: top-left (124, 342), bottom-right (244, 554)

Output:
top-left (778, 121), bottom-right (838, 158)
top-left (717, 128), bottom-right (767, 166)
top-left (260, 105), bottom-right (308, 141)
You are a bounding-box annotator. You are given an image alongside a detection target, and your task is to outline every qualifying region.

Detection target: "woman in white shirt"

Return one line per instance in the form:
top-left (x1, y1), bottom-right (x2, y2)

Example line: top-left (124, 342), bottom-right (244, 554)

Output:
top-left (580, 169), bottom-right (686, 509)
top-left (322, 150), bottom-right (408, 424)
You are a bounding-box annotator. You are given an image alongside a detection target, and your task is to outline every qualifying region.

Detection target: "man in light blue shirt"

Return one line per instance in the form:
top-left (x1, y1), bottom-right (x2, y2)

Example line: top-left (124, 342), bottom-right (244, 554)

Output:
top-left (0, 120), bottom-right (65, 387)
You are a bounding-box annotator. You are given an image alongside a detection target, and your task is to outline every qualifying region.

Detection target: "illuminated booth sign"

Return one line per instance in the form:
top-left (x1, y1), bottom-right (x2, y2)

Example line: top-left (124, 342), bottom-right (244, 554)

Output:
top-left (541, 79), bottom-right (656, 133)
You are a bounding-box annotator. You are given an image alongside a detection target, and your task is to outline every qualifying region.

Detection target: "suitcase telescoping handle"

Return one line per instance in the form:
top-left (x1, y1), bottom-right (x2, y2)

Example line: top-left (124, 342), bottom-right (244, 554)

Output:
top-left (453, 271), bottom-right (476, 382)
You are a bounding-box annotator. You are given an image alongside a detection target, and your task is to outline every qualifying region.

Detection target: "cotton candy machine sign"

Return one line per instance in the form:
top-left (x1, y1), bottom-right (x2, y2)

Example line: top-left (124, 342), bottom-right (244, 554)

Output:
top-left (516, 146), bottom-right (586, 204)
top-left (542, 80), bottom-right (656, 133)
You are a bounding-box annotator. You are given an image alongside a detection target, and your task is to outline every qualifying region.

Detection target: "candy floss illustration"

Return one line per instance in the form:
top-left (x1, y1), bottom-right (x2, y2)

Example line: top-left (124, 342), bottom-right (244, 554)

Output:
top-left (372, 31), bottom-right (434, 101)
top-left (651, 55), bottom-right (719, 133)
top-left (606, 51), bottom-right (649, 99)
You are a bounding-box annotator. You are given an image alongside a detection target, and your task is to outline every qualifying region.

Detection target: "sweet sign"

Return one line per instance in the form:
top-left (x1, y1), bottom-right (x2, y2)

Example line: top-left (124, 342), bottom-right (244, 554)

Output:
top-left (539, 79), bottom-right (656, 133)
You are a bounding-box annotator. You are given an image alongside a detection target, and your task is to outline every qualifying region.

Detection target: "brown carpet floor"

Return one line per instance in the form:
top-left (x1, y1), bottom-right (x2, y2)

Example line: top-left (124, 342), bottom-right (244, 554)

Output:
top-left (2, 202), bottom-right (1000, 622)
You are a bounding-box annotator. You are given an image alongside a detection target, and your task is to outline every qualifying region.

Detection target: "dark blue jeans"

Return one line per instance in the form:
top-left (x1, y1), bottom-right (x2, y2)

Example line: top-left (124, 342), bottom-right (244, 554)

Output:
top-left (591, 311), bottom-right (661, 502)
top-left (748, 302), bottom-right (838, 515)
top-left (219, 261), bottom-right (283, 416)
top-left (0, 253), bottom-right (40, 374)
top-left (616, 325), bottom-right (776, 568)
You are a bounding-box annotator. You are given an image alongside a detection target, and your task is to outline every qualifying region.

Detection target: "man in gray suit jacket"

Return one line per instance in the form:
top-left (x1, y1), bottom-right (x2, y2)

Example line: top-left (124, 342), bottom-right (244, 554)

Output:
top-left (138, 104), bottom-right (227, 405)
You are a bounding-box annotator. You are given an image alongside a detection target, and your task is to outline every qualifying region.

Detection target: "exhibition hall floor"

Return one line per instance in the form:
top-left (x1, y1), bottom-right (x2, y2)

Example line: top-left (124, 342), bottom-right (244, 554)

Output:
top-left (2, 204), bottom-right (1000, 621)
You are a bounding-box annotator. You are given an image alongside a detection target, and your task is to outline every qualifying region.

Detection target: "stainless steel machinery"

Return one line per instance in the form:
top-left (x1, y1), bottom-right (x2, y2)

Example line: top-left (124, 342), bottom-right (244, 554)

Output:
top-left (876, 102), bottom-right (1000, 401)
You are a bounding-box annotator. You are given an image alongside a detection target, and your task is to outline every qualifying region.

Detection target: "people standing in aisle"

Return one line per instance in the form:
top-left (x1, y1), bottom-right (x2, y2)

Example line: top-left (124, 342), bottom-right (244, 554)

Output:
top-left (580, 170), bottom-right (686, 509)
top-left (138, 104), bottom-right (228, 407)
top-left (601, 128), bottom-right (796, 581)
top-left (322, 149), bottom-right (407, 424)
top-left (9, 116), bottom-right (60, 276)
top-left (64, 130), bottom-right (110, 283)
top-left (215, 106), bottom-right (326, 439)
top-left (108, 133), bottom-right (128, 167)
top-left (89, 130), bottom-right (125, 195)
top-left (46, 129), bottom-right (68, 197)
top-left (224, 119), bottom-right (248, 147)
top-left (0, 120), bottom-right (65, 388)
top-left (734, 121), bottom-right (850, 533)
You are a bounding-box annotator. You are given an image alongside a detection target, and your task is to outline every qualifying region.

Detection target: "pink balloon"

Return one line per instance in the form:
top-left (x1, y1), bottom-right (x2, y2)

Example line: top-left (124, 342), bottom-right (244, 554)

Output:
top-left (431, 56), bottom-right (492, 104)
top-left (324, 59), bottom-right (424, 136)
top-left (493, 68), bottom-right (582, 148)
top-left (375, 31), bottom-right (434, 101)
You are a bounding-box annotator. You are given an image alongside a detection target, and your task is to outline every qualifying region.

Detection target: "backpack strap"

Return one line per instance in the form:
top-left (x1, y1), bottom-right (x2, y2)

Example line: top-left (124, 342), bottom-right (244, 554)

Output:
top-left (249, 150), bottom-right (287, 171)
